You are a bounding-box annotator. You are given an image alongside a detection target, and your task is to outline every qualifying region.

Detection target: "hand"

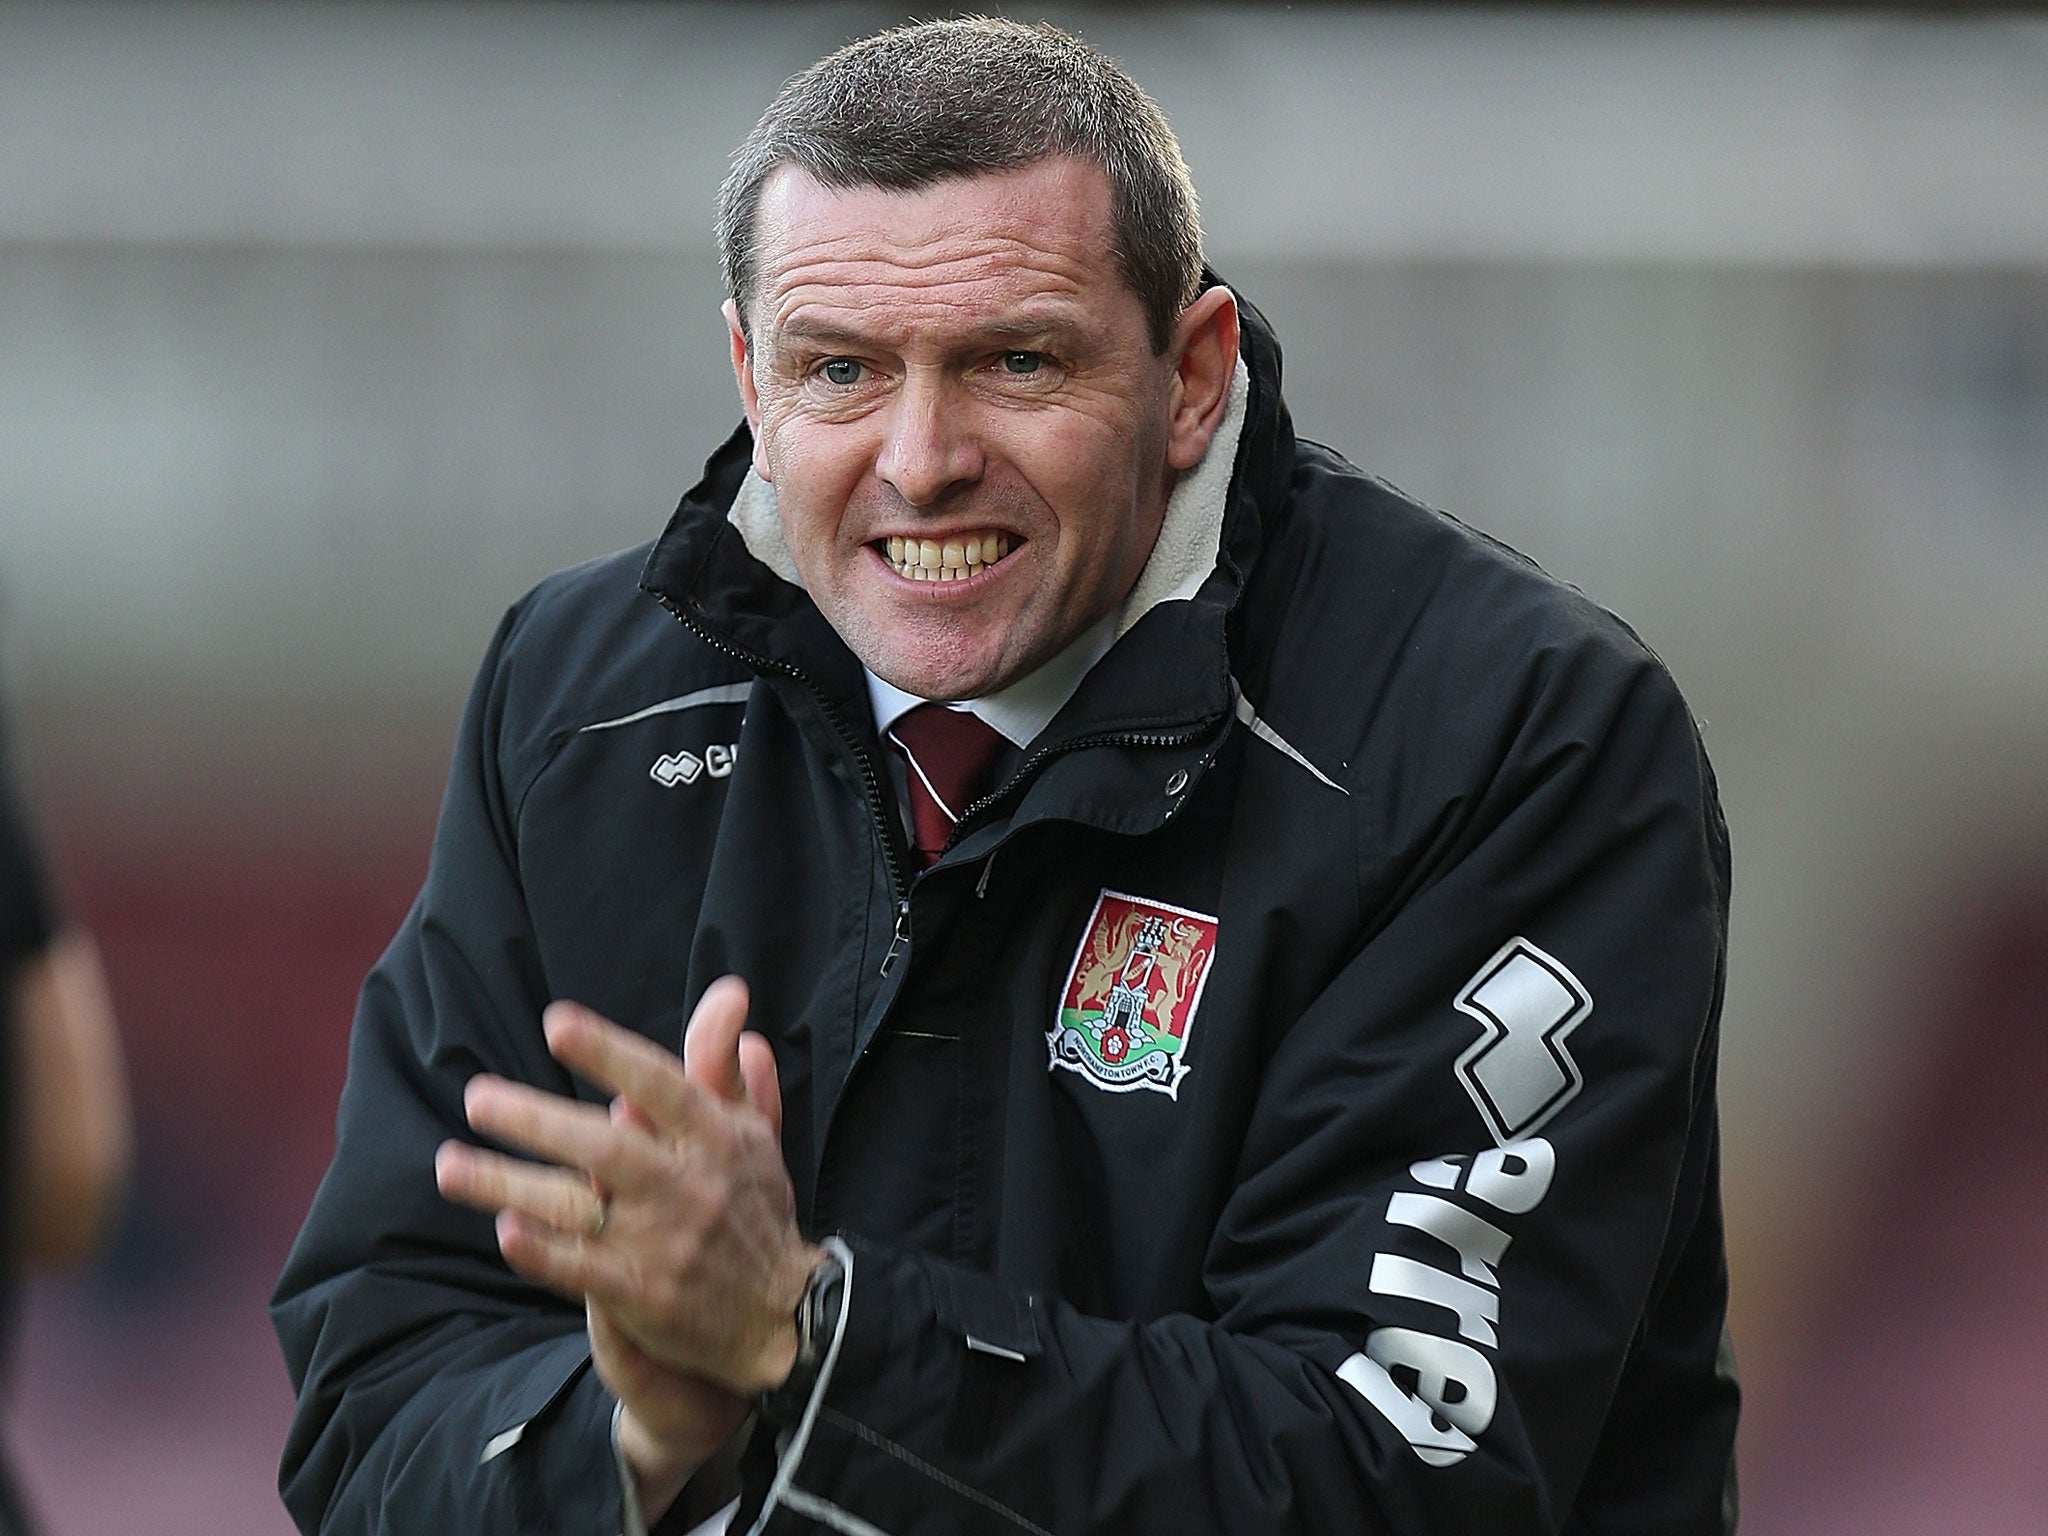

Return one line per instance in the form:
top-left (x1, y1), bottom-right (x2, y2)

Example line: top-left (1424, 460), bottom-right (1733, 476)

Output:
top-left (590, 1285), bottom-right (747, 1516)
top-left (435, 973), bottom-right (819, 1404)
top-left (590, 1094), bottom-right (751, 1515)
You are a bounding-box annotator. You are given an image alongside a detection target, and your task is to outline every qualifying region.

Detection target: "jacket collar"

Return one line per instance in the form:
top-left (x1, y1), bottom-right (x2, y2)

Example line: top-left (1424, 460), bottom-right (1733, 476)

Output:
top-left (640, 273), bottom-right (1293, 751)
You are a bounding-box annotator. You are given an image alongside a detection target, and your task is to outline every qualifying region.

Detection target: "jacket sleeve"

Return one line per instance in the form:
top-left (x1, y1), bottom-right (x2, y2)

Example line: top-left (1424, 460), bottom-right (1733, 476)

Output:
top-left (270, 604), bottom-right (628, 1536)
top-left (741, 644), bottom-right (1736, 1535)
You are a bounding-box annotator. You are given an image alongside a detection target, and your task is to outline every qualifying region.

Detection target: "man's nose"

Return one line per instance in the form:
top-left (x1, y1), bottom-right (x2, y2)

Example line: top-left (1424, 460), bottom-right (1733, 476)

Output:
top-left (875, 378), bottom-right (983, 507)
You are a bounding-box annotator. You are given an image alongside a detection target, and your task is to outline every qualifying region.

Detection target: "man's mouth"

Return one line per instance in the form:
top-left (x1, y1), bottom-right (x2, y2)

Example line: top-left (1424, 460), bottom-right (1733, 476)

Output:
top-left (878, 531), bottom-right (1013, 582)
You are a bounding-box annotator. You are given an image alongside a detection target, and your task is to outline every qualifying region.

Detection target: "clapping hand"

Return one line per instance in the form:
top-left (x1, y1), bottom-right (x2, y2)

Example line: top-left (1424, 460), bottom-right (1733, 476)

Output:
top-left (435, 977), bottom-right (819, 1513)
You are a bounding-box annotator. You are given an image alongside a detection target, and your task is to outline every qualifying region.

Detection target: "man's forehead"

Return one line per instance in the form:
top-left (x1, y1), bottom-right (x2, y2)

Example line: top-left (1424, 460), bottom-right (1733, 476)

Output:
top-left (754, 157), bottom-right (1113, 236)
top-left (747, 159), bottom-right (1122, 315)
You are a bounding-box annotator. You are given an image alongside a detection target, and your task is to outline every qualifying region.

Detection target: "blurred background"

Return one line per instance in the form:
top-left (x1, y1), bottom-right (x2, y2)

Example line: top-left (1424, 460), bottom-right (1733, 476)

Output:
top-left (2, 2), bottom-right (2045, 1531)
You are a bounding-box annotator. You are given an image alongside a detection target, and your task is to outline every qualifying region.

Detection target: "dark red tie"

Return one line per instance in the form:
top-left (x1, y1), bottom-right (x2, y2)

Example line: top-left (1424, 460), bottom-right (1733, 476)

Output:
top-left (885, 703), bottom-right (1008, 869)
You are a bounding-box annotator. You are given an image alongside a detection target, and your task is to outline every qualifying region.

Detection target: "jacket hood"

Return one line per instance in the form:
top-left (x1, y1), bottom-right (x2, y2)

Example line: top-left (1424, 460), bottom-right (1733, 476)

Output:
top-left (640, 274), bottom-right (1293, 746)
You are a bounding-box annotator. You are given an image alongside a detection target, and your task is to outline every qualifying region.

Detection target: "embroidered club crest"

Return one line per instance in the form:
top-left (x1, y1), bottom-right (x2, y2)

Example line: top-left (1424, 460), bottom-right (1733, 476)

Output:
top-left (1048, 891), bottom-right (1219, 1099)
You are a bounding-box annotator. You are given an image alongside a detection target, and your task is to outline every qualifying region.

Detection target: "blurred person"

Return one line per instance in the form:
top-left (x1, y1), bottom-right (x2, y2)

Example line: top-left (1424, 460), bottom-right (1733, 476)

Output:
top-left (275, 19), bottom-right (1738, 1536)
top-left (0, 663), bottom-right (132, 1536)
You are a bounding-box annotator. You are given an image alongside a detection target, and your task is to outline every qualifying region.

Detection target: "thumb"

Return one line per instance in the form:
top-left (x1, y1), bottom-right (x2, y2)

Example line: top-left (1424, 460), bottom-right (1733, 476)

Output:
top-left (737, 1031), bottom-right (782, 1138)
top-left (680, 974), bottom-right (751, 1101)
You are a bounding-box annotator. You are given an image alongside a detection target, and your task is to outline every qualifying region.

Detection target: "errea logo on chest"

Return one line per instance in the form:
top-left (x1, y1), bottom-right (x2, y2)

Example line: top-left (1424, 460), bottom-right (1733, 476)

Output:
top-left (1047, 891), bottom-right (1219, 1100)
top-left (650, 743), bottom-right (736, 787)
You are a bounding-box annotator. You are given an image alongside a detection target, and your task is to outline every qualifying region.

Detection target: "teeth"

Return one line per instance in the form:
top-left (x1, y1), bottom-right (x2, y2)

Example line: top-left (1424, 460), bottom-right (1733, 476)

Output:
top-left (881, 530), bottom-right (1014, 581)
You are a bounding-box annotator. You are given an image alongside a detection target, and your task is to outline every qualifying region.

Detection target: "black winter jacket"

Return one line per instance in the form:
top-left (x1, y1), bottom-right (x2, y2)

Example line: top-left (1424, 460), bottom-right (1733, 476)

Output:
top-left (274, 294), bottom-right (1738, 1535)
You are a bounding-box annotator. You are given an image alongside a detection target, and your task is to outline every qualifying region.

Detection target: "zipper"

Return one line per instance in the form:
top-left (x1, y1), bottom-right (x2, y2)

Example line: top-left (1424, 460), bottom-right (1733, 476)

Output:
top-left (878, 898), bottom-right (912, 976)
top-left (655, 593), bottom-right (913, 931)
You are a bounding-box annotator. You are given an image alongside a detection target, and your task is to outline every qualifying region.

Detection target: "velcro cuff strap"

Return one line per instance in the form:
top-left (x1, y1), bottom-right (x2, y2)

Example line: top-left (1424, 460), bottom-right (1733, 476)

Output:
top-left (930, 1263), bottom-right (1041, 1363)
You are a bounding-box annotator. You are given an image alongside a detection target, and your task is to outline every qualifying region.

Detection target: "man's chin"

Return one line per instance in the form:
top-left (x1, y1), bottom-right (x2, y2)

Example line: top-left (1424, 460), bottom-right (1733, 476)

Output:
top-left (858, 632), bottom-right (1031, 704)
top-left (867, 657), bottom-right (1010, 703)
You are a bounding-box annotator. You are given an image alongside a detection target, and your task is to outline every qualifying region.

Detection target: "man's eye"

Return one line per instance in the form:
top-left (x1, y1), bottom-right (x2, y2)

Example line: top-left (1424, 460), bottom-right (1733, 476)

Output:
top-left (999, 351), bottom-right (1044, 375)
top-left (820, 358), bottom-right (864, 386)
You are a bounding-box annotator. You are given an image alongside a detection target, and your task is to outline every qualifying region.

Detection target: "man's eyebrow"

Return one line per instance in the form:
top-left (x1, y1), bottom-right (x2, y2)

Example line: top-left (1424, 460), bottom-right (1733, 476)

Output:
top-left (770, 317), bottom-right (871, 349)
top-left (975, 315), bottom-right (1083, 345)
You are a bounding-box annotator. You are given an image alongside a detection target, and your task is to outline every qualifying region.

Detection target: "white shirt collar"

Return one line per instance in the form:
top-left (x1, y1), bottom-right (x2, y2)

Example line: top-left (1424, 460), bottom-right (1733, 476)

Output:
top-left (864, 609), bottom-right (1121, 749)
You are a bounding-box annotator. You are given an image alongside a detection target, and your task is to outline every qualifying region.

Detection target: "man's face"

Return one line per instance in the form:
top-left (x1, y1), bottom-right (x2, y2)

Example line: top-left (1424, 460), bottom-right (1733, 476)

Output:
top-left (729, 158), bottom-right (1227, 701)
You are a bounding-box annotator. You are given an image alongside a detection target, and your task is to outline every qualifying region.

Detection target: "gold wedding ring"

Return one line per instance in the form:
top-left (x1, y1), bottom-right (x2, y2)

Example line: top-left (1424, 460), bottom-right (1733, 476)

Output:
top-left (587, 1194), bottom-right (611, 1239)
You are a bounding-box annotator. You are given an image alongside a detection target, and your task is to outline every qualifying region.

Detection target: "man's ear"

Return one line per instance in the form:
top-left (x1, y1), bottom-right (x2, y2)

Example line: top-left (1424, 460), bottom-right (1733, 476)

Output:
top-left (724, 298), bottom-right (771, 480)
top-left (1164, 286), bottom-right (1240, 473)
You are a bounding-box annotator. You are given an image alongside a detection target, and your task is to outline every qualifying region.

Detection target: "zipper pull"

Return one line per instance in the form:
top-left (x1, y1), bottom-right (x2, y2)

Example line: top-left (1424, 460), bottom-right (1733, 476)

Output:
top-left (879, 898), bottom-right (912, 977)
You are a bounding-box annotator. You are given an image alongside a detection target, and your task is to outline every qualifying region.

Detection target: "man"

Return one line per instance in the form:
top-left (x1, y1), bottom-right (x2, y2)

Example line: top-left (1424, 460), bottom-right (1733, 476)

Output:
top-left (275, 19), bottom-right (1738, 1535)
top-left (1, 670), bottom-right (131, 1536)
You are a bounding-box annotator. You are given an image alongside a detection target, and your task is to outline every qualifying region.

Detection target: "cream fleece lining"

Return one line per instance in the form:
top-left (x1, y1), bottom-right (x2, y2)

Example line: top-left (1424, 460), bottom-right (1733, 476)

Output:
top-left (723, 355), bottom-right (1250, 641)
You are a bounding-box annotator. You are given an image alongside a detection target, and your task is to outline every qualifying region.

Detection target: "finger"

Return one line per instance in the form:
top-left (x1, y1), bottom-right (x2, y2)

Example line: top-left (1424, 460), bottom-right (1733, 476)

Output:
top-left (737, 1031), bottom-right (781, 1138)
top-left (494, 1208), bottom-right (616, 1302)
top-left (681, 976), bottom-right (751, 1102)
top-left (611, 1095), bottom-right (658, 1134)
top-left (435, 1140), bottom-right (605, 1233)
top-left (462, 1072), bottom-right (644, 1188)
top-left (543, 1000), bottom-right (701, 1131)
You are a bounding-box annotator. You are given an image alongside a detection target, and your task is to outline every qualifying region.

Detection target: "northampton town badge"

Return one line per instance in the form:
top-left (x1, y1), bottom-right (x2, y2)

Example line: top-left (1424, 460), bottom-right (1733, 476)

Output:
top-left (1048, 891), bottom-right (1219, 1099)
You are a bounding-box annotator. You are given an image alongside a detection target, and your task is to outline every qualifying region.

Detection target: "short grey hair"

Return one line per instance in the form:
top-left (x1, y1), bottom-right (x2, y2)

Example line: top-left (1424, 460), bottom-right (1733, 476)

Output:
top-left (717, 17), bottom-right (1204, 353)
